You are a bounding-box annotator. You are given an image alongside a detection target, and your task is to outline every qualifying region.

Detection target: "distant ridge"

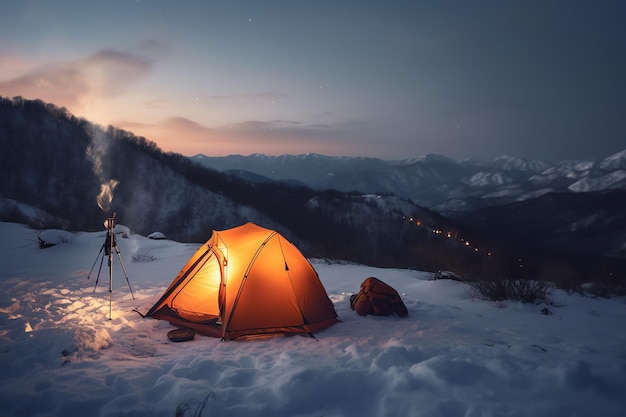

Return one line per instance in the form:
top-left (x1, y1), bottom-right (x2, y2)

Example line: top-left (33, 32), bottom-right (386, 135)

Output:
top-left (192, 150), bottom-right (626, 213)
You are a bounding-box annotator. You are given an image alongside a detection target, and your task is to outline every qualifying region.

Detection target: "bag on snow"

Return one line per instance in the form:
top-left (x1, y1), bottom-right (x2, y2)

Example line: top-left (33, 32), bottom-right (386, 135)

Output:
top-left (349, 277), bottom-right (408, 317)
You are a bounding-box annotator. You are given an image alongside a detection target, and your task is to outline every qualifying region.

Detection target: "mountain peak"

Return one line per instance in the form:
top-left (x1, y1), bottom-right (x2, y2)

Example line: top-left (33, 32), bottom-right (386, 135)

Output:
top-left (402, 154), bottom-right (457, 166)
top-left (491, 155), bottom-right (552, 173)
top-left (600, 150), bottom-right (626, 170)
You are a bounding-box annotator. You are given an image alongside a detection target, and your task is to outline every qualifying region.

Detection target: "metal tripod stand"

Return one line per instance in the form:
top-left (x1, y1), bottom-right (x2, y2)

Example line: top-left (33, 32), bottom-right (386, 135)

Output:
top-left (87, 213), bottom-right (135, 320)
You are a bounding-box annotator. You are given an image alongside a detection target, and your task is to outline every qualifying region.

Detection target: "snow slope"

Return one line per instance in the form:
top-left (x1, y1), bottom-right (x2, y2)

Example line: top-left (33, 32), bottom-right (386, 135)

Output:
top-left (1, 222), bottom-right (625, 417)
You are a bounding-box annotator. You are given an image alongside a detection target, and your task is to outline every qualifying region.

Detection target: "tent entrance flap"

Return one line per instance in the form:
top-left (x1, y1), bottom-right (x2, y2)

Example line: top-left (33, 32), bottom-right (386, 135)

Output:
top-left (168, 249), bottom-right (221, 320)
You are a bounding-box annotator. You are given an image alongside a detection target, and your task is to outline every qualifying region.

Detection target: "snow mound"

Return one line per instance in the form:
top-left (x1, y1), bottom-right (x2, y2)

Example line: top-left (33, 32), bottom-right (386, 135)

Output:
top-left (67, 327), bottom-right (112, 356)
top-left (38, 229), bottom-right (75, 247)
top-left (148, 231), bottom-right (166, 240)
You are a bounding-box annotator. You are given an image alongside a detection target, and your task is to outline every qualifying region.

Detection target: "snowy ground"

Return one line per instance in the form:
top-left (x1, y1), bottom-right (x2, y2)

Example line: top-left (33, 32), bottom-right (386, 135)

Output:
top-left (1, 221), bottom-right (625, 417)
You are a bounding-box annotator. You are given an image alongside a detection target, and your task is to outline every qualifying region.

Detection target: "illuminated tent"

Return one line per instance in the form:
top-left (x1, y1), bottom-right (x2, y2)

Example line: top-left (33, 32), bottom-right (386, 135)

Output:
top-left (145, 222), bottom-right (339, 340)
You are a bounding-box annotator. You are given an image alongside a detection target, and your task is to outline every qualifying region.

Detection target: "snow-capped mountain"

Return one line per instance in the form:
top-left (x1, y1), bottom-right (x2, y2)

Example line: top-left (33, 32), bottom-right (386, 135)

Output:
top-left (192, 151), bottom-right (626, 214)
top-left (192, 151), bottom-right (626, 260)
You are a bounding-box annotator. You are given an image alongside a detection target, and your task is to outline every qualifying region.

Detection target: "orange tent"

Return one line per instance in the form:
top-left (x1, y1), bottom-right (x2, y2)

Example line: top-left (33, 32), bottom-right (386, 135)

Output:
top-left (146, 222), bottom-right (338, 340)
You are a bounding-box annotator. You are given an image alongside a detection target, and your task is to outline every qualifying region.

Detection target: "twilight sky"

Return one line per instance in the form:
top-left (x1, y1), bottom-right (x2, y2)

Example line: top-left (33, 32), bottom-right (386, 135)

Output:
top-left (1, 0), bottom-right (625, 162)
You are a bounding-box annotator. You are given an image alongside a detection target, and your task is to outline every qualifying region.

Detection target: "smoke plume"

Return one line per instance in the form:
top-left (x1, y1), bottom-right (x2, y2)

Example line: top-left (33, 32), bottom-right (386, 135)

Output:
top-left (87, 128), bottom-right (119, 213)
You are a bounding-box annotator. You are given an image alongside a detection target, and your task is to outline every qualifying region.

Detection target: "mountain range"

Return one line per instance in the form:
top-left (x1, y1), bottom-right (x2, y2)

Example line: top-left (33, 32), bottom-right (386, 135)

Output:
top-left (1, 96), bottom-right (625, 288)
top-left (192, 151), bottom-right (626, 260)
top-left (191, 151), bottom-right (626, 215)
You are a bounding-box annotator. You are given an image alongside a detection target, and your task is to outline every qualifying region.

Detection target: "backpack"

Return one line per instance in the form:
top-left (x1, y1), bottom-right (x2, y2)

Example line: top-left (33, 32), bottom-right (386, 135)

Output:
top-left (349, 277), bottom-right (408, 317)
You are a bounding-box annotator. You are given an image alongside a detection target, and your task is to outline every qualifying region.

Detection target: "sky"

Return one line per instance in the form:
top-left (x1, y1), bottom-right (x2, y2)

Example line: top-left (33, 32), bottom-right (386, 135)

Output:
top-left (1, 0), bottom-right (625, 162)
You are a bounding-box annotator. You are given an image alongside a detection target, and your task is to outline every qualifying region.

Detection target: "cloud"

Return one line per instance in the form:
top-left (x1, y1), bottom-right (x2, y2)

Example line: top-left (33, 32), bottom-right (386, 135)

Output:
top-left (201, 91), bottom-right (288, 102)
top-left (0, 65), bottom-right (85, 108)
top-left (162, 117), bottom-right (214, 133)
top-left (0, 55), bottom-right (40, 79)
top-left (215, 120), bottom-right (354, 148)
top-left (82, 50), bottom-right (152, 95)
top-left (125, 116), bottom-right (379, 157)
top-left (0, 48), bottom-right (152, 109)
top-left (143, 98), bottom-right (169, 110)
top-left (228, 120), bottom-right (306, 136)
top-left (210, 119), bottom-right (395, 157)
top-left (114, 116), bottom-right (216, 155)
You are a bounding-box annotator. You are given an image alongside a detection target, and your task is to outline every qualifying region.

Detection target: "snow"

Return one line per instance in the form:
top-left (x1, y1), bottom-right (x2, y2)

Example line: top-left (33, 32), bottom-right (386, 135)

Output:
top-left (1, 221), bottom-right (625, 417)
top-left (490, 155), bottom-right (551, 173)
top-left (37, 228), bottom-right (76, 246)
top-left (463, 171), bottom-right (513, 187)
top-left (515, 188), bottom-right (554, 201)
top-left (0, 198), bottom-right (43, 220)
top-left (599, 150), bottom-right (626, 170)
top-left (148, 232), bottom-right (167, 240)
top-left (567, 170), bottom-right (626, 192)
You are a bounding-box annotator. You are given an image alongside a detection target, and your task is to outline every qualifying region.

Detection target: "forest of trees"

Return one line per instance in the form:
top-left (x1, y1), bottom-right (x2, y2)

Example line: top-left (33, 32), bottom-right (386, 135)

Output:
top-left (0, 96), bottom-right (444, 267)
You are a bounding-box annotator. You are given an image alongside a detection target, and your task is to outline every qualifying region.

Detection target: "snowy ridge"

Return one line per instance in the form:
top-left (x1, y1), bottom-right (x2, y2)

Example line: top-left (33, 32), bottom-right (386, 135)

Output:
top-left (193, 150), bottom-right (626, 213)
top-left (490, 155), bottom-right (552, 173)
top-left (463, 171), bottom-right (515, 187)
top-left (1, 222), bottom-right (625, 416)
top-left (568, 170), bottom-right (626, 192)
top-left (600, 150), bottom-right (626, 170)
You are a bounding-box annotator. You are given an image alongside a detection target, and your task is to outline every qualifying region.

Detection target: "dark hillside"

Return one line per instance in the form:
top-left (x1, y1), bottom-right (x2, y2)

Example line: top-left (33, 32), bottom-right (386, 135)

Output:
top-left (0, 97), bottom-right (102, 227)
top-left (454, 190), bottom-right (626, 258)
